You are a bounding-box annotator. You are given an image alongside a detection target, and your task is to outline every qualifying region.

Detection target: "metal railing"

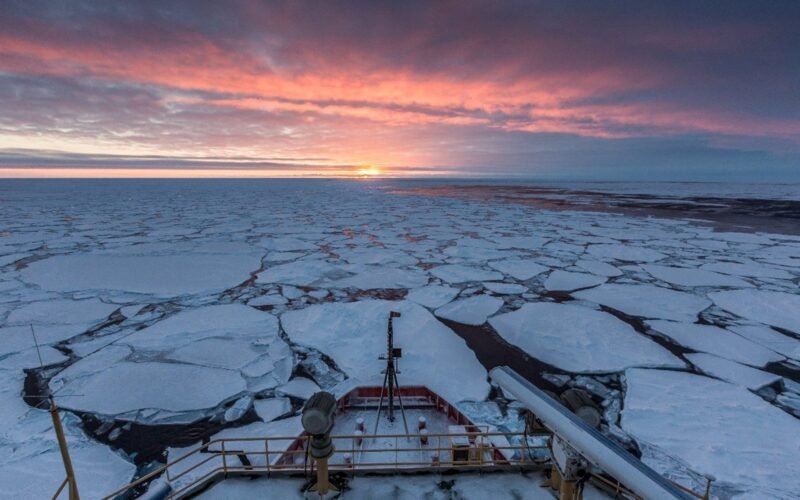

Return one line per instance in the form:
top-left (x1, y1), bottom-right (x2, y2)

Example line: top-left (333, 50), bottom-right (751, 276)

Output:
top-left (103, 430), bottom-right (547, 499)
top-left (103, 430), bottom-right (712, 500)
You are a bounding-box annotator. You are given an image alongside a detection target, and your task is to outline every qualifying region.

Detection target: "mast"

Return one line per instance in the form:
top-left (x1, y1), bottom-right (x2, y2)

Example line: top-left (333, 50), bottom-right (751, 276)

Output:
top-left (373, 311), bottom-right (409, 435)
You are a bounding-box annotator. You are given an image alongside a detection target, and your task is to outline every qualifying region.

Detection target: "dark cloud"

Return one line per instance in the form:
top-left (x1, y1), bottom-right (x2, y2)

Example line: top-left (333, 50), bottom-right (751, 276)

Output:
top-left (0, 1), bottom-right (798, 177)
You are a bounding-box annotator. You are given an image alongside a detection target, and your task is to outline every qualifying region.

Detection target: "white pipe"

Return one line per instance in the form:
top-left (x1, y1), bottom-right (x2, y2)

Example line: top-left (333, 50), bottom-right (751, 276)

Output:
top-left (490, 366), bottom-right (692, 500)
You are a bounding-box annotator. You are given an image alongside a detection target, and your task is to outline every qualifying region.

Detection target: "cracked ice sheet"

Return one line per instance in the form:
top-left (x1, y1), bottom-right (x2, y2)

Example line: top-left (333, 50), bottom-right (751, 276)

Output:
top-left (686, 353), bottom-right (781, 390)
top-left (487, 259), bottom-right (549, 280)
top-left (641, 264), bottom-right (752, 287)
top-left (728, 325), bottom-right (800, 360)
top-left (646, 321), bottom-right (783, 367)
top-left (709, 289), bottom-right (800, 334)
top-left (405, 285), bottom-right (460, 308)
top-left (622, 368), bottom-right (800, 498)
top-left (53, 361), bottom-right (247, 416)
top-left (586, 244), bottom-right (666, 263)
top-left (281, 300), bottom-right (489, 402)
top-left (489, 302), bottom-right (683, 373)
top-left (544, 271), bottom-right (606, 291)
top-left (434, 294), bottom-right (504, 325)
top-left (0, 410), bottom-right (135, 499)
top-left (429, 264), bottom-right (503, 283)
top-left (20, 253), bottom-right (261, 298)
top-left (573, 284), bottom-right (711, 322)
top-left (51, 305), bottom-right (291, 419)
top-left (2, 298), bottom-right (118, 354)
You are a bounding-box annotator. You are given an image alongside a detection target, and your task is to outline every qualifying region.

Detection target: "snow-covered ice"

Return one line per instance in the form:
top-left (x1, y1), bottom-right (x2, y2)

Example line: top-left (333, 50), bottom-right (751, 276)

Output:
top-left (54, 362), bottom-right (247, 415)
top-left (642, 264), bottom-right (752, 287)
top-left (406, 285), bottom-right (460, 308)
top-left (489, 302), bottom-right (684, 372)
top-left (686, 353), bottom-right (782, 390)
top-left (488, 259), bottom-right (549, 280)
top-left (430, 264), bottom-right (503, 283)
top-left (21, 253), bottom-right (260, 298)
top-left (482, 281), bottom-right (527, 294)
top-left (544, 270), bottom-right (606, 291)
top-left (586, 244), bottom-right (666, 263)
top-left (434, 294), bottom-right (503, 325)
top-left (2, 180), bottom-right (799, 498)
top-left (574, 284), bottom-right (711, 322)
top-left (281, 300), bottom-right (489, 402)
top-left (646, 320), bottom-right (783, 367)
top-left (622, 368), bottom-right (800, 498)
top-left (710, 289), bottom-right (800, 334)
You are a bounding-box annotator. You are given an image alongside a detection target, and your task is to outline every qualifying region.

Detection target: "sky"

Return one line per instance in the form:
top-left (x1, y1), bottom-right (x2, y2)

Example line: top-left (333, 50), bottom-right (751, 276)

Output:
top-left (0, 1), bottom-right (799, 180)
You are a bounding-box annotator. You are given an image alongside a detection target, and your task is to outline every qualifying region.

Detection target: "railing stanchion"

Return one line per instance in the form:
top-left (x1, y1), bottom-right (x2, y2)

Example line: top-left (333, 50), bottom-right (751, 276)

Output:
top-left (265, 439), bottom-right (270, 476)
top-left (221, 441), bottom-right (228, 476)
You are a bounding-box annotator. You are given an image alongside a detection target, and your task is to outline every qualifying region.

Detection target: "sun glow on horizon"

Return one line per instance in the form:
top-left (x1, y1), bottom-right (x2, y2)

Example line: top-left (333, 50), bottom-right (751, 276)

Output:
top-left (355, 165), bottom-right (382, 177)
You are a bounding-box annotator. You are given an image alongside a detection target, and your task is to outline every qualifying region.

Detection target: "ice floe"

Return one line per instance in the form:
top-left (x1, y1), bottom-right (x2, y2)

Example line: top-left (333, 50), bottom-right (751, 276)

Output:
top-left (434, 294), bottom-right (504, 325)
top-left (429, 264), bottom-right (503, 283)
top-left (586, 244), bottom-right (666, 263)
top-left (281, 300), bottom-right (489, 402)
top-left (646, 320), bottom-right (782, 367)
top-left (709, 289), bottom-right (800, 334)
top-left (544, 271), bottom-right (606, 291)
top-left (405, 285), bottom-right (460, 308)
top-left (729, 324), bottom-right (800, 360)
top-left (0, 411), bottom-right (135, 499)
top-left (622, 368), bottom-right (800, 497)
top-left (574, 284), bottom-right (711, 322)
top-left (642, 264), bottom-right (751, 287)
top-left (575, 259), bottom-right (623, 277)
top-left (489, 302), bottom-right (684, 373)
top-left (21, 253), bottom-right (260, 298)
top-left (487, 259), bottom-right (549, 280)
top-left (54, 362), bottom-right (247, 416)
top-left (686, 353), bottom-right (782, 390)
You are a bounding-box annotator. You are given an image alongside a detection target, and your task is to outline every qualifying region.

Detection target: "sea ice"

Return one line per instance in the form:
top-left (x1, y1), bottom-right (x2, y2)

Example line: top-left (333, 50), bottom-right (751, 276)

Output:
top-left (729, 325), bottom-right (800, 360)
top-left (622, 368), bottom-right (800, 497)
top-left (122, 304), bottom-right (280, 350)
top-left (586, 244), bottom-right (666, 263)
top-left (0, 411), bottom-right (135, 499)
top-left (254, 397), bottom-right (292, 422)
top-left (709, 289), bottom-right (800, 334)
top-left (167, 339), bottom-right (263, 369)
top-left (646, 320), bottom-right (782, 367)
top-left (489, 302), bottom-right (683, 373)
top-left (641, 265), bottom-right (751, 287)
top-left (544, 271), bottom-right (606, 291)
top-left (686, 353), bottom-right (782, 390)
top-left (53, 362), bottom-right (247, 416)
top-left (276, 377), bottom-right (320, 399)
top-left (3, 299), bottom-right (118, 352)
top-left (434, 294), bottom-right (504, 325)
top-left (256, 259), bottom-right (343, 287)
top-left (20, 254), bottom-right (260, 297)
top-left (487, 259), bottom-right (549, 280)
top-left (429, 264), bottom-right (503, 283)
top-left (700, 261), bottom-right (793, 280)
top-left (574, 284), bottom-right (711, 322)
top-left (281, 300), bottom-right (489, 402)
top-left (575, 259), bottom-right (623, 277)
top-left (405, 285), bottom-right (460, 308)
top-left (482, 282), bottom-right (527, 294)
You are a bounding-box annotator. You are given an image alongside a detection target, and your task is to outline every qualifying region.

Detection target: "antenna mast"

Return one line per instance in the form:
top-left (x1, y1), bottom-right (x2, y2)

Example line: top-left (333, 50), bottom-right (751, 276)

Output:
top-left (373, 311), bottom-right (409, 435)
top-left (31, 325), bottom-right (80, 499)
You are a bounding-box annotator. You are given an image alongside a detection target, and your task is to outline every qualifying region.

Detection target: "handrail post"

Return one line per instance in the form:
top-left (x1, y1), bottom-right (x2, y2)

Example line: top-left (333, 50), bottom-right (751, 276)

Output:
top-left (50, 397), bottom-right (79, 500)
top-left (265, 439), bottom-right (270, 476)
top-left (221, 441), bottom-right (228, 477)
